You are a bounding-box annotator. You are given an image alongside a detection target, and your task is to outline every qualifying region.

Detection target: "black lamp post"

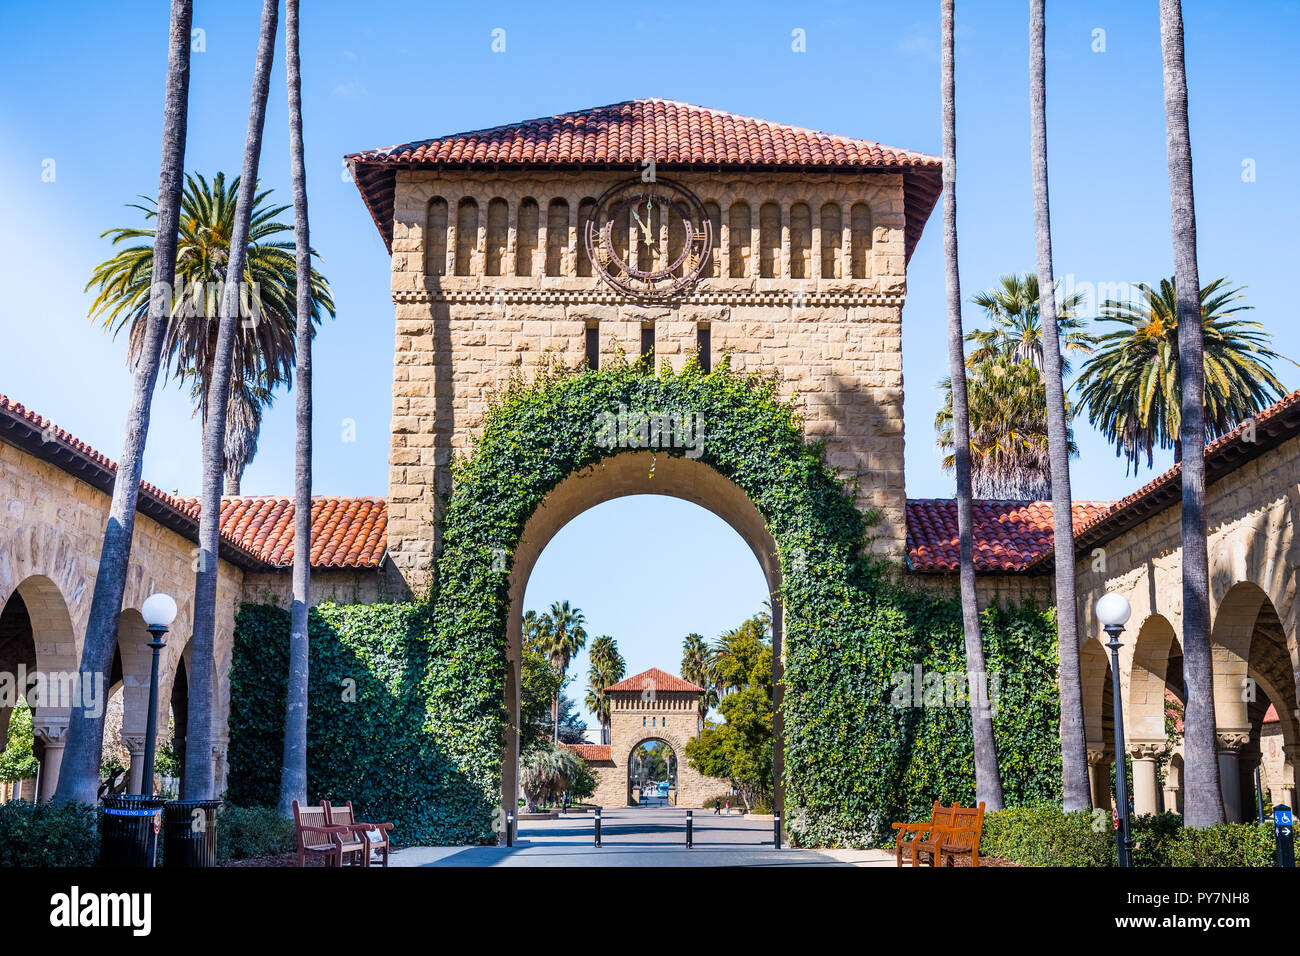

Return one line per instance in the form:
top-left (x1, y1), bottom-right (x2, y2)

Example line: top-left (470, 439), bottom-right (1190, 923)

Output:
top-left (1097, 591), bottom-right (1133, 867)
top-left (139, 593), bottom-right (177, 798)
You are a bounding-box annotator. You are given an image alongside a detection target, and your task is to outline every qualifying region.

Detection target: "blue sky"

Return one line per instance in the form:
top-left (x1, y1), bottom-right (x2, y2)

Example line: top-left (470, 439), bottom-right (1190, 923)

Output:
top-left (1, 1), bottom-right (1296, 730)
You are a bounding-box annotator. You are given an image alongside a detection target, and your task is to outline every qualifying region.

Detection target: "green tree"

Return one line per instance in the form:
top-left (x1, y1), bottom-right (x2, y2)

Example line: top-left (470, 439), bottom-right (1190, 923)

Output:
top-left (543, 601), bottom-right (587, 743)
top-left (54, 0), bottom-right (195, 806)
top-left (521, 615), bottom-right (567, 752)
top-left (584, 635), bottom-right (625, 745)
top-left (966, 273), bottom-right (1091, 373)
top-left (680, 632), bottom-right (719, 732)
top-left (1074, 277), bottom-right (1289, 473)
top-left (684, 613), bottom-right (774, 810)
top-left (520, 745), bottom-right (581, 813)
top-left (0, 701), bottom-right (39, 782)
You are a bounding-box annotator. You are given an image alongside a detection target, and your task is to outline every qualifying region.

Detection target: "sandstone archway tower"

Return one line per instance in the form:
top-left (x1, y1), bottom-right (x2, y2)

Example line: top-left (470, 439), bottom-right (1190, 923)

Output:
top-left (348, 99), bottom-right (942, 589)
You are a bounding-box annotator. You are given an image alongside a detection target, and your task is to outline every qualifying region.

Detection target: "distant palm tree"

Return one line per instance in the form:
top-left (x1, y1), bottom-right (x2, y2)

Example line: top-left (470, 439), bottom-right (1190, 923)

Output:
top-left (215, 373), bottom-right (271, 494)
top-left (55, 0), bottom-right (195, 806)
top-left (680, 633), bottom-right (719, 732)
top-left (584, 635), bottom-right (625, 745)
top-left (87, 170), bottom-right (334, 478)
top-left (936, 358), bottom-right (1077, 500)
top-left (520, 745), bottom-right (580, 813)
top-left (941, 0), bottom-right (1003, 810)
top-left (1074, 278), bottom-right (1289, 473)
top-left (967, 273), bottom-right (1091, 373)
top-left (1159, 0), bottom-right (1224, 827)
top-left (544, 601), bottom-right (588, 743)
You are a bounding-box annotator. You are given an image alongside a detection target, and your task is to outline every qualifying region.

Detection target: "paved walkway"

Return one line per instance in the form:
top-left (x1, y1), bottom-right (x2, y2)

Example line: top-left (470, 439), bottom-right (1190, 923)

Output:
top-left (391, 807), bottom-right (895, 867)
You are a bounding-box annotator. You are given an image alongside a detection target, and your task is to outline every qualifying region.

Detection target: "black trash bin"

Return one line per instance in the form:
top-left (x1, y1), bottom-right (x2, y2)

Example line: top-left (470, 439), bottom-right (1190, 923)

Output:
top-left (163, 799), bottom-right (222, 867)
top-left (101, 795), bottom-right (166, 867)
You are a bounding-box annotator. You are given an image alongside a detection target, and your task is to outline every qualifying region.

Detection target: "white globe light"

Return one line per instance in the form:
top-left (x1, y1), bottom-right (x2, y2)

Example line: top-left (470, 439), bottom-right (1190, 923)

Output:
top-left (141, 593), bottom-right (178, 629)
top-left (1096, 592), bottom-right (1132, 629)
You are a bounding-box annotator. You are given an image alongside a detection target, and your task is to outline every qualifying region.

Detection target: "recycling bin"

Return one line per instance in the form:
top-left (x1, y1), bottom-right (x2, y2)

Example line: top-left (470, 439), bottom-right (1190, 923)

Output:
top-left (100, 795), bottom-right (166, 867)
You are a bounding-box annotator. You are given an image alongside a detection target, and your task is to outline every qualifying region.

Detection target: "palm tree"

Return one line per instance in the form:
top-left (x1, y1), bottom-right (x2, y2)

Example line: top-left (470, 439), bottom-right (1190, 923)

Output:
top-left (54, 0), bottom-right (195, 806)
top-left (87, 170), bottom-right (334, 481)
top-left (1029, 0), bottom-right (1090, 813)
top-left (520, 745), bottom-right (580, 813)
top-left (680, 633), bottom-right (719, 732)
top-left (1074, 278), bottom-right (1288, 473)
top-left (941, 0), bottom-right (1003, 810)
top-left (218, 373), bottom-right (271, 494)
top-left (544, 601), bottom-right (588, 743)
top-left (1159, 0), bottom-right (1224, 827)
top-left (967, 273), bottom-right (1091, 373)
top-left (187, 0), bottom-right (280, 801)
top-left (584, 635), bottom-right (625, 745)
top-left (277, 0), bottom-right (313, 820)
top-left (936, 358), bottom-right (1077, 500)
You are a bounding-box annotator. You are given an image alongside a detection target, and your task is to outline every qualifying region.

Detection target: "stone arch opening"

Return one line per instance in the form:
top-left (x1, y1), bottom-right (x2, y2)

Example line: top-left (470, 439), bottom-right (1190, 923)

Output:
top-left (1211, 581), bottom-right (1299, 819)
top-left (1127, 613), bottom-right (1181, 814)
top-left (628, 736), bottom-right (679, 805)
top-left (502, 451), bottom-right (783, 819)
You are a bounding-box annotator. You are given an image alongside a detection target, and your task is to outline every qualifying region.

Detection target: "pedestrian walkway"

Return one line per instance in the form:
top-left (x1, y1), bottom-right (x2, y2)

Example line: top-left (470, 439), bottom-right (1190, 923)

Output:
top-left (390, 807), bottom-right (896, 867)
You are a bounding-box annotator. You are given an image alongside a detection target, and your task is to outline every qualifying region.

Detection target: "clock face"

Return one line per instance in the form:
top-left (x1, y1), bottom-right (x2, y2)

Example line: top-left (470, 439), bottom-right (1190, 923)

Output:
top-left (584, 178), bottom-right (713, 301)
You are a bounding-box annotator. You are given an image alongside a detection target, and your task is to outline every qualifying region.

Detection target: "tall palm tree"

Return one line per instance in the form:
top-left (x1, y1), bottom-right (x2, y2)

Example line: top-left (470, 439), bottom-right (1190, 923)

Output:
top-left (1159, 0), bottom-right (1223, 827)
top-left (936, 357), bottom-right (1077, 500)
top-left (584, 635), bottom-right (625, 745)
top-left (187, 0), bottom-right (279, 801)
top-left (218, 373), bottom-right (270, 494)
top-left (54, 0), bottom-right (195, 806)
top-left (680, 632), bottom-right (719, 732)
top-left (277, 0), bottom-right (314, 819)
top-left (967, 273), bottom-right (1091, 373)
top-left (1029, 0), bottom-right (1090, 813)
top-left (1074, 278), bottom-right (1288, 472)
top-left (544, 601), bottom-right (588, 743)
top-left (941, 0), bottom-right (1003, 810)
top-left (87, 170), bottom-right (334, 479)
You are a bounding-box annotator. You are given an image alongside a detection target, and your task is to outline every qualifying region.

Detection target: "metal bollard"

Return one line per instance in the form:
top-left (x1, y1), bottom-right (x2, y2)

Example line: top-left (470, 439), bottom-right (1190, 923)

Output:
top-left (505, 811), bottom-right (514, 848)
top-left (594, 806), bottom-right (602, 847)
top-left (686, 809), bottom-right (693, 849)
top-left (1275, 804), bottom-right (1294, 867)
top-left (774, 811), bottom-right (782, 849)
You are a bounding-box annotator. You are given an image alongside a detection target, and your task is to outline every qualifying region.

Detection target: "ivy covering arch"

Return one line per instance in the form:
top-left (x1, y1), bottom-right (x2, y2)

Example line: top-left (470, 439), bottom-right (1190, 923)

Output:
top-left (230, 356), bottom-right (1061, 846)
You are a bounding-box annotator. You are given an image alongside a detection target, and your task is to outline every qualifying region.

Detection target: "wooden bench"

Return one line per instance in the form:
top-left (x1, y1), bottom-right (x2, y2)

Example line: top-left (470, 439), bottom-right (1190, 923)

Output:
top-left (325, 800), bottom-right (395, 868)
top-left (292, 800), bottom-right (354, 868)
top-left (891, 801), bottom-right (986, 867)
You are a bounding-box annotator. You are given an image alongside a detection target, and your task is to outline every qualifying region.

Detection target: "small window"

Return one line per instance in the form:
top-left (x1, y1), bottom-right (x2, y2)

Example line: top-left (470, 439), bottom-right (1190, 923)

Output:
top-left (641, 326), bottom-right (655, 369)
top-left (585, 325), bottom-right (599, 371)
top-left (643, 717), bottom-right (647, 727)
top-left (820, 202), bottom-right (842, 279)
top-left (516, 198), bottom-right (539, 276)
top-left (697, 325), bottom-right (711, 373)
top-left (728, 202), bottom-right (751, 278)
top-left (454, 198), bottom-right (478, 276)
top-left (425, 198), bottom-right (448, 275)
top-left (851, 202), bottom-right (872, 279)
top-left (759, 202), bottom-right (781, 278)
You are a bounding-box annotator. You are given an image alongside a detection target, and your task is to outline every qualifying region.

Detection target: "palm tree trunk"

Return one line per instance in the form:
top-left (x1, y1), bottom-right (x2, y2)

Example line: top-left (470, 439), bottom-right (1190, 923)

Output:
top-left (1029, 0), bottom-right (1090, 812)
top-left (277, 0), bottom-right (312, 819)
top-left (224, 469), bottom-right (242, 495)
top-left (552, 693), bottom-right (559, 744)
top-left (942, 0), bottom-right (1004, 810)
top-left (185, 0), bottom-right (279, 800)
top-left (54, 0), bottom-right (194, 805)
top-left (1159, 0), bottom-right (1223, 827)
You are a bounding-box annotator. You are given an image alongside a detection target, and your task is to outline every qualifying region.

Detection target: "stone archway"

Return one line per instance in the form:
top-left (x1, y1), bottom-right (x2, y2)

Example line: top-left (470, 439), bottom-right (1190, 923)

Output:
top-left (503, 451), bottom-right (783, 818)
top-left (627, 736), bottom-right (681, 805)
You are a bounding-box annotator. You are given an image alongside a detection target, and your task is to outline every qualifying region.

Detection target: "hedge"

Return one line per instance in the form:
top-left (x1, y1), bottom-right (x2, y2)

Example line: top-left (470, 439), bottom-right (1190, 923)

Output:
top-left (980, 807), bottom-right (1277, 866)
top-left (229, 357), bottom-right (1062, 846)
top-left (0, 801), bottom-right (99, 866)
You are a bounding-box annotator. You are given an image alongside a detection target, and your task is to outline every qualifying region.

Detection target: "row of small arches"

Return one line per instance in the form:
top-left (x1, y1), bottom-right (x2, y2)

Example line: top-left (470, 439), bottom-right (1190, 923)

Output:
top-left (425, 197), bottom-right (875, 281)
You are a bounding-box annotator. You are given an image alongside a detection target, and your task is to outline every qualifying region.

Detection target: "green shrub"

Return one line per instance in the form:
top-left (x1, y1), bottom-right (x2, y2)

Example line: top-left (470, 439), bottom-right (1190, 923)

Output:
top-left (0, 801), bottom-right (99, 866)
top-left (980, 806), bottom-right (1111, 866)
top-left (216, 805), bottom-right (296, 864)
top-left (1163, 822), bottom-right (1274, 867)
top-left (748, 795), bottom-right (774, 815)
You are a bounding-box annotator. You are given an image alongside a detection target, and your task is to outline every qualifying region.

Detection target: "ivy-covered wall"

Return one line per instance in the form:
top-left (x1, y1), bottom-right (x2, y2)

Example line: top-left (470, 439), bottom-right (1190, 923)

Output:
top-left (227, 357), bottom-right (1062, 846)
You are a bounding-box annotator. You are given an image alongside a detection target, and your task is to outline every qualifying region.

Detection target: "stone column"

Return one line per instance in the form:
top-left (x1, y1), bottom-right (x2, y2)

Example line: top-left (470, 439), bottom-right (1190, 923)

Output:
top-left (1162, 755), bottom-right (1183, 816)
top-left (34, 723), bottom-right (68, 801)
top-left (1216, 730), bottom-right (1250, 822)
top-left (1088, 748), bottom-right (1112, 811)
top-left (506, 200), bottom-right (519, 276)
top-left (718, 200), bottom-right (730, 278)
top-left (810, 202), bottom-right (822, 280)
top-left (779, 201), bottom-right (791, 279)
top-left (474, 193), bottom-right (488, 278)
top-left (124, 733), bottom-right (147, 795)
top-left (841, 202), bottom-right (853, 280)
top-left (536, 196), bottom-right (548, 278)
top-left (1129, 742), bottom-right (1163, 816)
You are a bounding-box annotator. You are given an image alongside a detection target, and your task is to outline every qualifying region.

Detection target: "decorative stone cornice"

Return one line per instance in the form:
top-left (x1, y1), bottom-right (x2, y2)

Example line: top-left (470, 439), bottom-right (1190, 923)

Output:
top-left (1127, 742), bottom-right (1166, 761)
top-left (393, 288), bottom-right (906, 309)
top-left (1087, 748), bottom-right (1108, 766)
top-left (121, 734), bottom-right (147, 753)
top-left (33, 724), bottom-right (69, 748)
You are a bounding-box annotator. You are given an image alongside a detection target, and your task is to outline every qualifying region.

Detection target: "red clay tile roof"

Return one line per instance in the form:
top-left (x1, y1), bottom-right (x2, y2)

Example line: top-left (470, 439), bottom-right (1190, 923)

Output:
top-left (0, 393), bottom-right (386, 571)
top-left (906, 499), bottom-right (1113, 573)
top-left (1025, 388), bottom-right (1300, 572)
top-left (177, 496), bottom-right (388, 569)
top-left (606, 667), bottom-right (705, 694)
top-left (1265, 704), bottom-right (1279, 724)
top-left (561, 743), bottom-right (613, 762)
top-left (347, 98), bottom-right (942, 262)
